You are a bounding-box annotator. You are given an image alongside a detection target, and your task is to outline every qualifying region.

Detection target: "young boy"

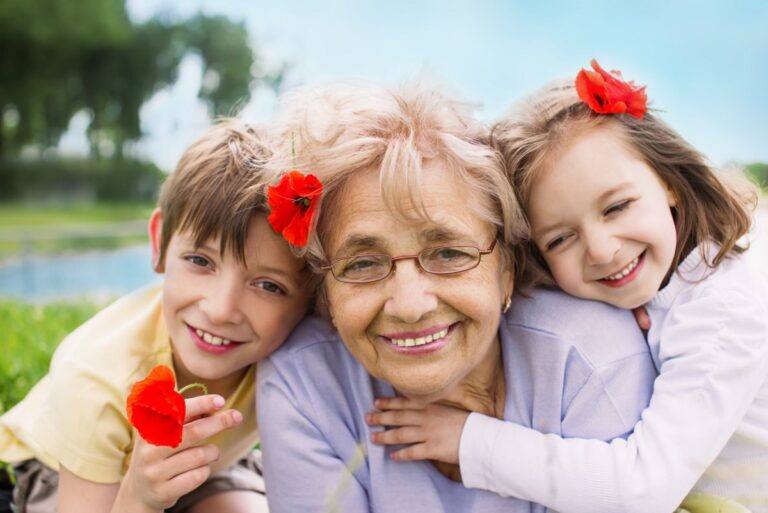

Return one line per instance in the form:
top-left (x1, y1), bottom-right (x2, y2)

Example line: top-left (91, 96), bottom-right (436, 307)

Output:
top-left (0, 119), bottom-right (312, 513)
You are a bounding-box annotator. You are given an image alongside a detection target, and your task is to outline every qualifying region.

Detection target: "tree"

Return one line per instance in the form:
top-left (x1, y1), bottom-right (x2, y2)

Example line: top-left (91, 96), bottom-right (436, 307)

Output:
top-left (0, 0), bottom-right (272, 161)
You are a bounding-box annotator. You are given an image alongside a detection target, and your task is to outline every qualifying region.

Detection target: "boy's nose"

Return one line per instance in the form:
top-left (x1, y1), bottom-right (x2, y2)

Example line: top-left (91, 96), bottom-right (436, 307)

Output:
top-left (200, 280), bottom-right (245, 325)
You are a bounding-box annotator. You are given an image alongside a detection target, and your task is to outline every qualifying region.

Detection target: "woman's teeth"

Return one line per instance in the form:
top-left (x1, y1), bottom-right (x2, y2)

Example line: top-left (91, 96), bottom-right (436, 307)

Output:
top-left (390, 327), bottom-right (449, 348)
top-left (604, 257), bottom-right (640, 281)
top-left (196, 328), bottom-right (231, 346)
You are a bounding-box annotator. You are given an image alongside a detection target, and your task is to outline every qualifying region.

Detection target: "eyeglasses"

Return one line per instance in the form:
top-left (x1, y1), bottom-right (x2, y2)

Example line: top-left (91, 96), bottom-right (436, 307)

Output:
top-left (321, 239), bottom-right (497, 284)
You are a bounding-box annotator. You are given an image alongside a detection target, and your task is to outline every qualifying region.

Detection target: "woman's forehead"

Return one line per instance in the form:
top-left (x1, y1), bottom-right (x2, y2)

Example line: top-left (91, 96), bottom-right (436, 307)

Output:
top-left (325, 167), bottom-right (494, 254)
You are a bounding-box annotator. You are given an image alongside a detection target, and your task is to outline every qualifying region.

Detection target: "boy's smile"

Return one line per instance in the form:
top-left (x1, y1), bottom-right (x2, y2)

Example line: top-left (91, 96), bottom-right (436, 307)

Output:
top-left (150, 211), bottom-right (310, 397)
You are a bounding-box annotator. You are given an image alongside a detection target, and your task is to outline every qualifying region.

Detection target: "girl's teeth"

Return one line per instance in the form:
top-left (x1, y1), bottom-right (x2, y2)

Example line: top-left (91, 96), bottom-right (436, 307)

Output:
top-left (195, 328), bottom-right (231, 346)
top-left (391, 328), bottom-right (448, 348)
top-left (605, 257), bottom-right (640, 281)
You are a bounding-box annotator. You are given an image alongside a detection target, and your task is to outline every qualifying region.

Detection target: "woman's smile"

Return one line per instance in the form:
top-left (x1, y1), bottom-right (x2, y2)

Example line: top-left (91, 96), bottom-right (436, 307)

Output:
top-left (378, 323), bottom-right (457, 354)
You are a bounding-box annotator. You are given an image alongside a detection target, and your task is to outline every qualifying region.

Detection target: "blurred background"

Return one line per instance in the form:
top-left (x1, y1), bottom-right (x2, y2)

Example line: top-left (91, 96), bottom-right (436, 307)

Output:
top-left (0, 1), bottom-right (767, 407)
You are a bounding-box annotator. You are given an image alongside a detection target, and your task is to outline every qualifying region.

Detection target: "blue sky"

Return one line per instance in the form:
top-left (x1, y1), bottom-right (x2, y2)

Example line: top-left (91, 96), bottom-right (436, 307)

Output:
top-left (104, 0), bottom-right (768, 171)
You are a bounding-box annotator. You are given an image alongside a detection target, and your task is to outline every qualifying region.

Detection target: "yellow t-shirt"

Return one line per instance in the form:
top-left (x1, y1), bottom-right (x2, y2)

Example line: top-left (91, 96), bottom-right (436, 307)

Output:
top-left (0, 283), bottom-right (258, 483)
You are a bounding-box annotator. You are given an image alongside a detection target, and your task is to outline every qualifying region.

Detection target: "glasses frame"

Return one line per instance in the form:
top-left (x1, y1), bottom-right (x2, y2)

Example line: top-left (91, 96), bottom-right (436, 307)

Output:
top-left (321, 239), bottom-right (498, 284)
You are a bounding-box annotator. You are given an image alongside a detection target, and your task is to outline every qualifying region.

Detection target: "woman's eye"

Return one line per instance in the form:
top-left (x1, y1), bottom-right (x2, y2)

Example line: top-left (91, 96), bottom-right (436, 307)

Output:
top-left (345, 258), bottom-right (383, 273)
top-left (257, 281), bottom-right (285, 295)
top-left (185, 255), bottom-right (211, 268)
top-left (434, 248), bottom-right (470, 261)
top-left (604, 200), bottom-right (632, 216)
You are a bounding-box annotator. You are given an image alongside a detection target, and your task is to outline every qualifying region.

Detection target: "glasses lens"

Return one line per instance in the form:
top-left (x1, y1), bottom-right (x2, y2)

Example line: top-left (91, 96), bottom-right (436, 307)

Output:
top-left (420, 246), bottom-right (480, 274)
top-left (332, 254), bottom-right (392, 283)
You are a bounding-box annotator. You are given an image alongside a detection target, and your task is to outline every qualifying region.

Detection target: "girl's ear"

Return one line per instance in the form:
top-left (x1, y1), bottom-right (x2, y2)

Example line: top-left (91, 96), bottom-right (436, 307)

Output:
top-left (148, 208), bottom-right (165, 273)
top-left (665, 184), bottom-right (678, 208)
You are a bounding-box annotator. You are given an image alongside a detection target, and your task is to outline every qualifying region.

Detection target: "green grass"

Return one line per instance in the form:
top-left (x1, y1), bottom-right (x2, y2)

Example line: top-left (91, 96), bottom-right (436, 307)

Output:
top-left (0, 299), bottom-right (101, 415)
top-left (0, 202), bottom-right (154, 228)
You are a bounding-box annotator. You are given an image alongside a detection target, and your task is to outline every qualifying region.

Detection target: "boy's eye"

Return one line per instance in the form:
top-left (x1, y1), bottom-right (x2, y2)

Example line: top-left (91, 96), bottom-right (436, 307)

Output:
top-left (256, 280), bottom-right (286, 295)
top-left (185, 255), bottom-right (212, 268)
top-left (604, 200), bottom-right (632, 216)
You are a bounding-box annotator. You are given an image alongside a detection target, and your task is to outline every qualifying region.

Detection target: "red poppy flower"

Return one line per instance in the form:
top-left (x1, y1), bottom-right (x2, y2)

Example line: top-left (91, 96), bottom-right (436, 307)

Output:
top-left (126, 365), bottom-right (185, 448)
top-left (575, 59), bottom-right (648, 119)
top-left (267, 170), bottom-right (323, 247)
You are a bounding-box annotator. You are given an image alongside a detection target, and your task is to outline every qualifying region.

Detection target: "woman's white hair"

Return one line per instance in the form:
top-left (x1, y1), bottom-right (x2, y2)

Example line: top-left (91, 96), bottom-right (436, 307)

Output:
top-left (264, 79), bottom-right (528, 274)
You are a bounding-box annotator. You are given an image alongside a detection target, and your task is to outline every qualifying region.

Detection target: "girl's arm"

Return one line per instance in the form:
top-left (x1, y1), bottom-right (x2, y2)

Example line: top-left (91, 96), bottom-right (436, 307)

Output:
top-left (459, 289), bottom-right (768, 513)
top-left (57, 395), bottom-right (242, 513)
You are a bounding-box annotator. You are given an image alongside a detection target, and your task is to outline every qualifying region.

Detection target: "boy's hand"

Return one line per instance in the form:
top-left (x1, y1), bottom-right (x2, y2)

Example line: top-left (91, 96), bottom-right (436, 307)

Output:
top-left (365, 397), bottom-right (470, 465)
top-left (117, 394), bottom-right (242, 512)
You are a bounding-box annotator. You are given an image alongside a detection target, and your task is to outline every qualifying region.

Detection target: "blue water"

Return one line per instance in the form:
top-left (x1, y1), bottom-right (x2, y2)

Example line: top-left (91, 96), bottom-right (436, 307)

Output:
top-left (0, 244), bottom-right (161, 303)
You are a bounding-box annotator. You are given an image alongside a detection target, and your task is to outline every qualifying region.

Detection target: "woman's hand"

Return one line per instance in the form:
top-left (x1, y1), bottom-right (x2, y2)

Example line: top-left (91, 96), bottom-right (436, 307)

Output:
top-left (365, 397), bottom-right (470, 465)
top-left (111, 394), bottom-right (242, 513)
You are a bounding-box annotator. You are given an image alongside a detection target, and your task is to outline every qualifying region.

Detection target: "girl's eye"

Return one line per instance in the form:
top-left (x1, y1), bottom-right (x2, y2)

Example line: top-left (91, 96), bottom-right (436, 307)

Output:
top-left (257, 281), bottom-right (286, 295)
top-left (545, 234), bottom-right (571, 252)
top-left (604, 200), bottom-right (632, 216)
top-left (185, 255), bottom-right (212, 268)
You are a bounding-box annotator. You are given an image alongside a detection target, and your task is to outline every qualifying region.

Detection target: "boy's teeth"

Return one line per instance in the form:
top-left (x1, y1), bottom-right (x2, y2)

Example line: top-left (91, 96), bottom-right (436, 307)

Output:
top-left (390, 327), bottom-right (448, 348)
top-left (605, 257), bottom-right (640, 281)
top-left (195, 328), bottom-right (231, 346)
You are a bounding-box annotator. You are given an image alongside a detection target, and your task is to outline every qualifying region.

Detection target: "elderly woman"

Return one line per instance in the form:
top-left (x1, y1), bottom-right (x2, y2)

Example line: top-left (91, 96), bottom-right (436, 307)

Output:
top-left (257, 81), bottom-right (656, 512)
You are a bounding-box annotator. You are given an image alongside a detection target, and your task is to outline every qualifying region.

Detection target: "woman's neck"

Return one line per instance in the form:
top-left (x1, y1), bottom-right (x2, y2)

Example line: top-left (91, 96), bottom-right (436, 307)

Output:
top-left (438, 338), bottom-right (506, 419)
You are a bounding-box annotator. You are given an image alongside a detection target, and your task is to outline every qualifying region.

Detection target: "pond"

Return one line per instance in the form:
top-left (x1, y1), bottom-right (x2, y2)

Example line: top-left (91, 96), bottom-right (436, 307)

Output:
top-left (1, 207), bottom-right (766, 303)
top-left (0, 244), bottom-right (160, 303)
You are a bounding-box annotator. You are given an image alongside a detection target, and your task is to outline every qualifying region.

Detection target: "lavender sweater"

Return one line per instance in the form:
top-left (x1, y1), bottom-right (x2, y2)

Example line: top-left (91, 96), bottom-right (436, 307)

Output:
top-left (257, 288), bottom-right (656, 512)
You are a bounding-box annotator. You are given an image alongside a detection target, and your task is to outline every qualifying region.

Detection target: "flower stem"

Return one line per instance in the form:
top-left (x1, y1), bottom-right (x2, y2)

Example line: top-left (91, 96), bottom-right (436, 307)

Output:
top-left (177, 383), bottom-right (208, 396)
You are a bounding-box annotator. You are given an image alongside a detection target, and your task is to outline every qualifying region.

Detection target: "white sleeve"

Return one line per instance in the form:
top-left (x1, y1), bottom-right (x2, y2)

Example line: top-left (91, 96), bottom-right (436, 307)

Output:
top-left (459, 288), bottom-right (768, 513)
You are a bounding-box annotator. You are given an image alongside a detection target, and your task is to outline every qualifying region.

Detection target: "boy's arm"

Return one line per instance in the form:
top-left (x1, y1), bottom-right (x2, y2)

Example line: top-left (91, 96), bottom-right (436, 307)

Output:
top-left (58, 395), bottom-right (242, 513)
top-left (459, 290), bottom-right (768, 513)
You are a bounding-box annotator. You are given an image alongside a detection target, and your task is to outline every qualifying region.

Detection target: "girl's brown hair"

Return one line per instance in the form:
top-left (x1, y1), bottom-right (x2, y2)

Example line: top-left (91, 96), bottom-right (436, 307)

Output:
top-left (492, 80), bottom-right (757, 289)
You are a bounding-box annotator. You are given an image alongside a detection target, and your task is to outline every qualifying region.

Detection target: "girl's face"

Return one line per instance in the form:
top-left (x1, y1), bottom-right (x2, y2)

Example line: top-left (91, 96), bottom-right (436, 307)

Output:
top-left (527, 126), bottom-right (678, 309)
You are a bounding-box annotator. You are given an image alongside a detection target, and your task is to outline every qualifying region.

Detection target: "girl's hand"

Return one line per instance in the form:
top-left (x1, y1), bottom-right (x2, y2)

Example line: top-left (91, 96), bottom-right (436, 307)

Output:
top-left (114, 394), bottom-right (242, 513)
top-left (365, 397), bottom-right (470, 465)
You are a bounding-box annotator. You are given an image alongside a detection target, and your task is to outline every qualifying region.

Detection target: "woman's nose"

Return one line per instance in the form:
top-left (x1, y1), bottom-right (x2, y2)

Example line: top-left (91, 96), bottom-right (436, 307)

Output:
top-left (383, 260), bottom-right (439, 323)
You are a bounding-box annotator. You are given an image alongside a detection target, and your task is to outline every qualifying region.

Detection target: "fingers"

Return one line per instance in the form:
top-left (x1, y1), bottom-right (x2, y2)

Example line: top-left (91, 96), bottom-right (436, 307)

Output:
top-left (366, 409), bottom-right (427, 427)
top-left (179, 409), bottom-right (243, 450)
top-left (184, 394), bottom-right (226, 422)
top-left (373, 396), bottom-right (426, 410)
top-left (632, 306), bottom-right (652, 331)
top-left (370, 426), bottom-right (424, 446)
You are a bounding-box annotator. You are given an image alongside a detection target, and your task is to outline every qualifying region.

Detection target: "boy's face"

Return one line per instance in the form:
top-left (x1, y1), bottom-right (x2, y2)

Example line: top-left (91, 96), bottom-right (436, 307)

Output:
top-left (152, 212), bottom-right (310, 394)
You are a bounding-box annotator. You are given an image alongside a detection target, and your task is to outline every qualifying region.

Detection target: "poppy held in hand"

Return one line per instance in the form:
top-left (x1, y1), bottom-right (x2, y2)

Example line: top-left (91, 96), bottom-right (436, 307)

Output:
top-left (126, 365), bottom-right (185, 448)
top-left (267, 170), bottom-right (323, 247)
top-left (575, 59), bottom-right (648, 119)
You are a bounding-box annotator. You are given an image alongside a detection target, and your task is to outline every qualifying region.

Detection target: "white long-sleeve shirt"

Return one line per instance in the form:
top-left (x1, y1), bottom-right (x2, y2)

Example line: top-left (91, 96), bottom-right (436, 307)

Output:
top-left (460, 243), bottom-right (768, 513)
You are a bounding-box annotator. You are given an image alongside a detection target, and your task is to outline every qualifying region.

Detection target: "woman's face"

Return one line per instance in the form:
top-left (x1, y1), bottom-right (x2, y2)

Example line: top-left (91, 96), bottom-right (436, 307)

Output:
top-left (323, 162), bottom-right (513, 402)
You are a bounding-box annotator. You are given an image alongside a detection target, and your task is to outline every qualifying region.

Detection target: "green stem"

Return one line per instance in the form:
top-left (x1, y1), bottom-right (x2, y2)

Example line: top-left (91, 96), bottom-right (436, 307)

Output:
top-left (177, 383), bottom-right (208, 396)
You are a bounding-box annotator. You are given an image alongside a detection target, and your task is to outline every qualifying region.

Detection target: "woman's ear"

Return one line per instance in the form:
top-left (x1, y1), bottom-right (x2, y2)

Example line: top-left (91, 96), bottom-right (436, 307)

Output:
top-left (148, 208), bottom-right (164, 273)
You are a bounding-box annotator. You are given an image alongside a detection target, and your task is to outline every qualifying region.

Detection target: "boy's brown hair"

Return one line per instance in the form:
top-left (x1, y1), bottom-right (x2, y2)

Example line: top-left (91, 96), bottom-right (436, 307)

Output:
top-left (155, 118), bottom-right (271, 267)
top-left (492, 80), bottom-right (757, 290)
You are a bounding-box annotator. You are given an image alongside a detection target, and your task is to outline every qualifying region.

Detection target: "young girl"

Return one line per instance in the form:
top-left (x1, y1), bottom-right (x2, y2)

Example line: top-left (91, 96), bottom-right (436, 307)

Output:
top-left (366, 60), bottom-right (768, 512)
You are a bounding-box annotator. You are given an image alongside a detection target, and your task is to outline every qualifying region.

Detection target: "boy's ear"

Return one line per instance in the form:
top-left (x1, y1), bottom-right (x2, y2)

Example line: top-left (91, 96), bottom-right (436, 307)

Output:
top-left (148, 208), bottom-right (165, 273)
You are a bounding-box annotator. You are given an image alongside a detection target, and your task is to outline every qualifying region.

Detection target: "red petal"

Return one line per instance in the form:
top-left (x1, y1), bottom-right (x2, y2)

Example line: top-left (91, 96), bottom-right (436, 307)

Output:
top-left (126, 365), bottom-right (186, 448)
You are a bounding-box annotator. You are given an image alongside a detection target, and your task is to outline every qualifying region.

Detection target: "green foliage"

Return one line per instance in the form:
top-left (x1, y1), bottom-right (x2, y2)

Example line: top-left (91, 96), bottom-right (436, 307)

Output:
top-left (745, 162), bottom-right (768, 191)
top-left (0, 0), bottom-right (270, 159)
top-left (0, 158), bottom-right (164, 202)
top-left (0, 299), bottom-right (100, 415)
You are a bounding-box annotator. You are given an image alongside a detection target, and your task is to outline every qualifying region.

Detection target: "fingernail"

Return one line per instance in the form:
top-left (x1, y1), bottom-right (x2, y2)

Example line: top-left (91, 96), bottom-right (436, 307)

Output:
top-left (374, 399), bottom-right (382, 408)
top-left (231, 410), bottom-right (243, 425)
top-left (365, 414), bottom-right (372, 424)
top-left (212, 395), bottom-right (225, 408)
